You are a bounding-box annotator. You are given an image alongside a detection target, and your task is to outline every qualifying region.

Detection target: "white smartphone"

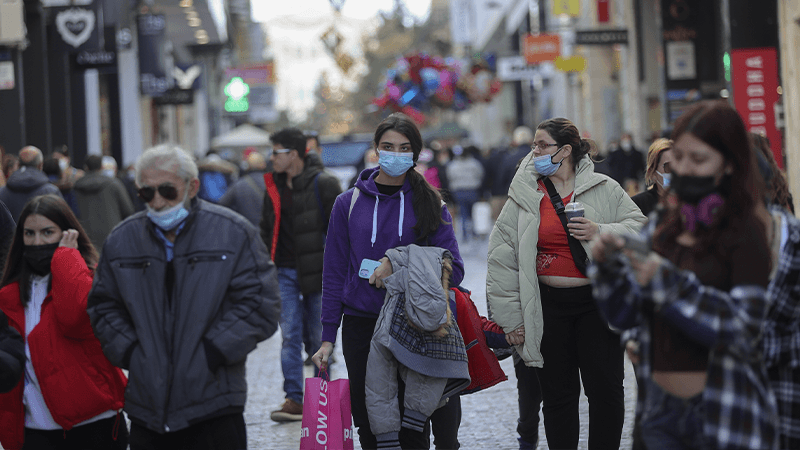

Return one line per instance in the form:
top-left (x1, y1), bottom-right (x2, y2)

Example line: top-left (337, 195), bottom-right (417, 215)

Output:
top-left (359, 259), bottom-right (382, 279)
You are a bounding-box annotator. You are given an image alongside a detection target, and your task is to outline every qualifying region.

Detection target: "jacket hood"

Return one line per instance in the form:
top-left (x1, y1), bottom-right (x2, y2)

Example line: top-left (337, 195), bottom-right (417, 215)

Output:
top-left (6, 167), bottom-right (51, 193)
top-left (508, 153), bottom-right (603, 214)
top-left (384, 245), bottom-right (452, 332)
top-left (354, 167), bottom-right (414, 247)
top-left (73, 172), bottom-right (114, 194)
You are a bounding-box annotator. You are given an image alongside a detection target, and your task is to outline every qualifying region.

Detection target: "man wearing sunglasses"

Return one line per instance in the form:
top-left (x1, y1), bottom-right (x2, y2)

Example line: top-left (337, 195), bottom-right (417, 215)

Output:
top-left (261, 128), bottom-right (342, 422)
top-left (87, 144), bottom-right (281, 450)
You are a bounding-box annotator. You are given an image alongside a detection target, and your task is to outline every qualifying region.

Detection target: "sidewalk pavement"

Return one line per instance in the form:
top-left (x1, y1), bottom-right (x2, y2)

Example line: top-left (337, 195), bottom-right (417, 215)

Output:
top-left (243, 236), bottom-right (637, 449)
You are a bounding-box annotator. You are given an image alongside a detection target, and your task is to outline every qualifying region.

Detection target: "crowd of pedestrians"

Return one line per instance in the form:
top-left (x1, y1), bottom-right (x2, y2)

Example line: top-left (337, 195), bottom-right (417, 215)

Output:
top-left (0, 99), bottom-right (798, 450)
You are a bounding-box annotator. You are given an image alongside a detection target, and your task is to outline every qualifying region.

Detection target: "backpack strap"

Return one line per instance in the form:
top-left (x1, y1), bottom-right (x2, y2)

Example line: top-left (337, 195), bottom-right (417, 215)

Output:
top-left (348, 187), bottom-right (360, 221)
top-left (541, 177), bottom-right (589, 275)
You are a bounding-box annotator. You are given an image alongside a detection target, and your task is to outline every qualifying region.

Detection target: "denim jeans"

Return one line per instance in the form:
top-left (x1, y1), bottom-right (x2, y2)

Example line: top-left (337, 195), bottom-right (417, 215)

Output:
top-left (277, 267), bottom-right (323, 404)
top-left (452, 190), bottom-right (479, 241)
top-left (639, 377), bottom-right (708, 450)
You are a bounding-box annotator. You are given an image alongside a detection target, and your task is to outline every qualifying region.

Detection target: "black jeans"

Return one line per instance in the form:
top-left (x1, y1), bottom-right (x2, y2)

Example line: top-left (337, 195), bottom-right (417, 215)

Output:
top-left (23, 415), bottom-right (128, 450)
top-left (515, 360), bottom-right (542, 447)
top-left (342, 315), bottom-right (431, 450)
top-left (535, 283), bottom-right (624, 450)
top-left (129, 413), bottom-right (246, 450)
top-left (429, 395), bottom-right (461, 449)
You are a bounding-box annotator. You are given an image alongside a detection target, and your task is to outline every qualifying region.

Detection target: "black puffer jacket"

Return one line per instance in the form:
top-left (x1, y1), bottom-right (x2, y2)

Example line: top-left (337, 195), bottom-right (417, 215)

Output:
top-left (261, 154), bottom-right (341, 295)
top-left (87, 198), bottom-right (281, 433)
top-left (0, 309), bottom-right (23, 393)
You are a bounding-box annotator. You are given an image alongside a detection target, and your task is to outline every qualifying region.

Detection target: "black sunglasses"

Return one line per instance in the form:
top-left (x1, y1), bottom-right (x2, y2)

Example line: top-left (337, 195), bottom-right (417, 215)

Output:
top-left (137, 183), bottom-right (178, 202)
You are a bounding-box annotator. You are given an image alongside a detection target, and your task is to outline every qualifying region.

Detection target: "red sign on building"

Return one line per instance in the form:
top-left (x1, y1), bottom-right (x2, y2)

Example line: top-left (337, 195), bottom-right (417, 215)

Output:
top-left (730, 47), bottom-right (783, 168)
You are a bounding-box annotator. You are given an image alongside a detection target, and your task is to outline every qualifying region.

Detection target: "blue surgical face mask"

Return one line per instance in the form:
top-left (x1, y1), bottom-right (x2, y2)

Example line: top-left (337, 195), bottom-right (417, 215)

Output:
top-left (533, 146), bottom-right (564, 176)
top-left (379, 150), bottom-right (414, 177)
top-left (657, 171), bottom-right (671, 188)
top-left (147, 190), bottom-right (190, 231)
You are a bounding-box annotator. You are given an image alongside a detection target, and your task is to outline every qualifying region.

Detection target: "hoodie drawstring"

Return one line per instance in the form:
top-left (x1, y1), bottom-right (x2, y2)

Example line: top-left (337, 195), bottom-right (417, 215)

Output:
top-left (398, 191), bottom-right (404, 239)
top-left (371, 197), bottom-right (379, 247)
top-left (371, 191), bottom-right (405, 247)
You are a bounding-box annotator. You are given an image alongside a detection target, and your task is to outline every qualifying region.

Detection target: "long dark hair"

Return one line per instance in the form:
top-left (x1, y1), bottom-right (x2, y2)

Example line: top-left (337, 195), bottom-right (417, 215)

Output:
top-left (373, 113), bottom-right (446, 242)
top-left (2, 195), bottom-right (98, 306)
top-left (750, 132), bottom-right (794, 214)
top-left (655, 100), bottom-right (766, 254)
top-left (536, 118), bottom-right (598, 167)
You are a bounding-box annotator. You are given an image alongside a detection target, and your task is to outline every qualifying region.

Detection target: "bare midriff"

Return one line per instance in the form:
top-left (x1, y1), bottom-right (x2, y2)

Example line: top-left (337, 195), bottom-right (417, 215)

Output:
top-left (538, 275), bottom-right (592, 288)
top-left (652, 371), bottom-right (707, 398)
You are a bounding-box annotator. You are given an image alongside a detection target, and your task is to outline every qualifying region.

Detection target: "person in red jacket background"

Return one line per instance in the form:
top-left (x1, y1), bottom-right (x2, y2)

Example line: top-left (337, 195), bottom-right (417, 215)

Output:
top-left (0, 194), bottom-right (127, 450)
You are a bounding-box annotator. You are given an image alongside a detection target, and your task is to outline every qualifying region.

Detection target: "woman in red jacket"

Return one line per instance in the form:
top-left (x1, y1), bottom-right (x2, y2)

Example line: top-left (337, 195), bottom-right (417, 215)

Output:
top-left (0, 194), bottom-right (127, 450)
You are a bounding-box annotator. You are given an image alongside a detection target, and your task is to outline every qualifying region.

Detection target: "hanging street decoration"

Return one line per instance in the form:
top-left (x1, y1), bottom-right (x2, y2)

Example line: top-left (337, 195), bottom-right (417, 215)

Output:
top-left (371, 53), bottom-right (503, 125)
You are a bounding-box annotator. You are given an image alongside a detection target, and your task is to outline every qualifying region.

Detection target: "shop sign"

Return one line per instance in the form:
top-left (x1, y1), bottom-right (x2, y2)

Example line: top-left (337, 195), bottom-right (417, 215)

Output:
top-left (153, 88), bottom-right (194, 105)
top-left (74, 49), bottom-right (116, 68)
top-left (50, 2), bottom-right (101, 52)
top-left (497, 56), bottom-right (538, 81)
top-left (575, 29), bottom-right (628, 45)
top-left (137, 14), bottom-right (172, 97)
top-left (523, 34), bottom-right (560, 64)
top-left (552, 0), bottom-right (580, 16)
top-left (731, 47), bottom-right (783, 168)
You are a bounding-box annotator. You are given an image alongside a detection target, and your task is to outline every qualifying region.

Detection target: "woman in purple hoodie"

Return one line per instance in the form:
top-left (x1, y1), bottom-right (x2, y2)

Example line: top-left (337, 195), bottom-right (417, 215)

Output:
top-left (313, 113), bottom-right (465, 449)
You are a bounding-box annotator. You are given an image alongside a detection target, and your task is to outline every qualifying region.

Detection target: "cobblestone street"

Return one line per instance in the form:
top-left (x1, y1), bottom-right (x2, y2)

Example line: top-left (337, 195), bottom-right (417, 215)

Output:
top-left (244, 236), bottom-right (637, 450)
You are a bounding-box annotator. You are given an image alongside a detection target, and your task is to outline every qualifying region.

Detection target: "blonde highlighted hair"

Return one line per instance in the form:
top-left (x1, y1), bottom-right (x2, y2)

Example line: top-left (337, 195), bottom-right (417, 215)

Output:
top-left (644, 138), bottom-right (673, 187)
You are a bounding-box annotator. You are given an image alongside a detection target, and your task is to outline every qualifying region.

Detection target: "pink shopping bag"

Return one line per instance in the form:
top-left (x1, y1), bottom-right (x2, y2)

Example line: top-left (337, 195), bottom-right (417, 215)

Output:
top-left (299, 373), bottom-right (355, 450)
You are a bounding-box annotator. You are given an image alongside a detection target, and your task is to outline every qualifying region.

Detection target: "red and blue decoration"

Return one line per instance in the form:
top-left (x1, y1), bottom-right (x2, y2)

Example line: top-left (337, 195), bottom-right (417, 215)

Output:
top-left (372, 53), bottom-right (503, 125)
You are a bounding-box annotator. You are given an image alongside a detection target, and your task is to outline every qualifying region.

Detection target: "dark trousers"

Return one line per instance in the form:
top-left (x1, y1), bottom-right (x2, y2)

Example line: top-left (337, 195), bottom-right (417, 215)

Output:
top-left (429, 395), bottom-right (461, 449)
top-left (129, 413), bottom-right (246, 450)
top-left (23, 415), bottom-right (128, 450)
top-left (535, 284), bottom-right (625, 450)
top-left (515, 360), bottom-right (542, 447)
top-left (342, 315), bottom-right (431, 450)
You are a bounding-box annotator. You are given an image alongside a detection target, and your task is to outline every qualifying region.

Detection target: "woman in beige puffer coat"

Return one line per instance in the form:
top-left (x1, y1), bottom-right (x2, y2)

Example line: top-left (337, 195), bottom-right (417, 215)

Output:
top-left (487, 118), bottom-right (646, 449)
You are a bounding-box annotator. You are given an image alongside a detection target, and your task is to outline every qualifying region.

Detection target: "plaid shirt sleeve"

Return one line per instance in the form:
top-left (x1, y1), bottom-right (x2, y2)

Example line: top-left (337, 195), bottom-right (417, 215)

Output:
top-left (763, 208), bottom-right (800, 369)
top-left (589, 253), bottom-right (645, 332)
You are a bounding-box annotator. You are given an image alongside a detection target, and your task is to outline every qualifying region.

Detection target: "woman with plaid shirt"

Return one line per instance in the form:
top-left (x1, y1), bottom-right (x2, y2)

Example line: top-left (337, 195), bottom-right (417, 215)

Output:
top-left (589, 101), bottom-right (779, 450)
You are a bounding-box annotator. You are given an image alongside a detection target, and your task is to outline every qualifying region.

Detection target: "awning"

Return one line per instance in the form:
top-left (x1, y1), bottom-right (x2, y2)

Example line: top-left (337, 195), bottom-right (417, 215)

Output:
top-left (210, 124), bottom-right (271, 149)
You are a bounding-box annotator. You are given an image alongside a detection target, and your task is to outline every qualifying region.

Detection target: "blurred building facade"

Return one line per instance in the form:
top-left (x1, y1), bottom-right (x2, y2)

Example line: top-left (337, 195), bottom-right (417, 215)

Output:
top-left (0, 0), bottom-right (269, 168)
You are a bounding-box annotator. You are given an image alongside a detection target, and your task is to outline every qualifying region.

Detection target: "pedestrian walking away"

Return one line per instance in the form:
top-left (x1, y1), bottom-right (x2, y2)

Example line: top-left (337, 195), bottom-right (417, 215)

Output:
top-left (219, 151), bottom-right (269, 228)
top-left (0, 147), bottom-right (62, 222)
top-left (312, 112), bottom-right (465, 450)
top-left (446, 145), bottom-right (485, 243)
top-left (73, 155), bottom-right (135, 253)
top-left (0, 195), bottom-right (128, 450)
top-left (87, 144), bottom-right (281, 450)
top-left (590, 100), bottom-right (780, 450)
top-left (487, 117), bottom-right (646, 449)
top-left (260, 127), bottom-right (342, 422)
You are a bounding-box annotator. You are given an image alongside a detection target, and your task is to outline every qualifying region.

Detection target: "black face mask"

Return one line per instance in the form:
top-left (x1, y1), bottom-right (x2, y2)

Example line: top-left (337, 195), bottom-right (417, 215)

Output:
top-left (23, 243), bottom-right (59, 275)
top-left (670, 174), bottom-right (719, 204)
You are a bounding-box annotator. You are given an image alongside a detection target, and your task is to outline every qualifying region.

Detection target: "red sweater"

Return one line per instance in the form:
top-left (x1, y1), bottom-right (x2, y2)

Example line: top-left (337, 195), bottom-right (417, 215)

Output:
top-left (452, 287), bottom-right (507, 394)
top-left (0, 248), bottom-right (126, 450)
